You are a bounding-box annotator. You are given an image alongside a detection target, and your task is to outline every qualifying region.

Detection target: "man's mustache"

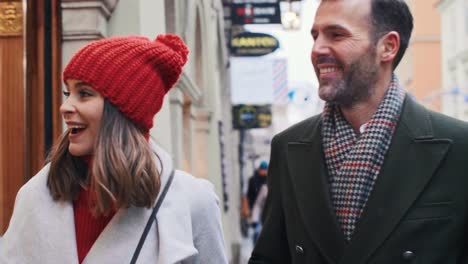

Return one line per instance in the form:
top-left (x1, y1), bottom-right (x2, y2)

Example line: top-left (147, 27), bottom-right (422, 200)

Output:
top-left (315, 56), bottom-right (342, 66)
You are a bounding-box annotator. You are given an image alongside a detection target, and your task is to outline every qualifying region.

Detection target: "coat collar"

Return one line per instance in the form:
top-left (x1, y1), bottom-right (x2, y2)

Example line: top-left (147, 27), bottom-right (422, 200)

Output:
top-left (287, 97), bottom-right (452, 264)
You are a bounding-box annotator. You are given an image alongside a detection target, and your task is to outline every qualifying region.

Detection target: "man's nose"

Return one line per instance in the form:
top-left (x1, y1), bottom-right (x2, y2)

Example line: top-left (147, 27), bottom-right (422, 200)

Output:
top-left (311, 37), bottom-right (330, 61)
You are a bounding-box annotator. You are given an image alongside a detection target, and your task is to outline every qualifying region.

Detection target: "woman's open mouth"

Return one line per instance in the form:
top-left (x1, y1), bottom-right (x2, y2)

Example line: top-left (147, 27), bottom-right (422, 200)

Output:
top-left (69, 125), bottom-right (86, 138)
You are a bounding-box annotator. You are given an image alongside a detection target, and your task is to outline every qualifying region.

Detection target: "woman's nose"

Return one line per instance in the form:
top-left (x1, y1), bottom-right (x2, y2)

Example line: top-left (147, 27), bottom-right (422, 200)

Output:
top-left (59, 97), bottom-right (75, 117)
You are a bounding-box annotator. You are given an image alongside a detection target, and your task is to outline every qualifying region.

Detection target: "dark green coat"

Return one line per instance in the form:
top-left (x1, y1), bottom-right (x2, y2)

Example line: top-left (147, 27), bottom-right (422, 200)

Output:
top-left (249, 97), bottom-right (468, 264)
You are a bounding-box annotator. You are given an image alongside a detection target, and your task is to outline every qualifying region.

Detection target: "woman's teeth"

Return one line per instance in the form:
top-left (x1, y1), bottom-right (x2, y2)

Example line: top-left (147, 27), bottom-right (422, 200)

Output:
top-left (70, 126), bottom-right (85, 134)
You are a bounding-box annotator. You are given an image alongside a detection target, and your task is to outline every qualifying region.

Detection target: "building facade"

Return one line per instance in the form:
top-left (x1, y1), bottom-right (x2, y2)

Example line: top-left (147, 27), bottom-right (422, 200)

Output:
top-left (0, 0), bottom-right (62, 235)
top-left (395, 0), bottom-right (443, 112)
top-left (437, 0), bottom-right (468, 121)
top-left (1, 1), bottom-right (241, 261)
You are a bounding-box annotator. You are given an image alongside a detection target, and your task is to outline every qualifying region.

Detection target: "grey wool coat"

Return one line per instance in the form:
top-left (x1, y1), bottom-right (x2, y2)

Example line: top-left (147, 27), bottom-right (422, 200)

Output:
top-left (0, 143), bottom-right (228, 264)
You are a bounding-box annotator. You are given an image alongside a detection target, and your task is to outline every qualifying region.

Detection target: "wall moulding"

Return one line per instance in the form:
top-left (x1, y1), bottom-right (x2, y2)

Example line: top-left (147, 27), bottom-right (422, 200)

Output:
top-left (61, 0), bottom-right (119, 19)
top-left (0, 2), bottom-right (22, 36)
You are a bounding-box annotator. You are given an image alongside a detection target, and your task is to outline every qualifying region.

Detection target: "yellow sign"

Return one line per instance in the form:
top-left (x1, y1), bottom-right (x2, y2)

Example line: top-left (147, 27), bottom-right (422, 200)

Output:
top-left (230, 32), bottom-right (280, 57)
top-left (0, 2), bottom-right (23, 36)
top-left (232, 104), bottom-right (272, 129)
top-left (231, 37), bottom-right (278, 48)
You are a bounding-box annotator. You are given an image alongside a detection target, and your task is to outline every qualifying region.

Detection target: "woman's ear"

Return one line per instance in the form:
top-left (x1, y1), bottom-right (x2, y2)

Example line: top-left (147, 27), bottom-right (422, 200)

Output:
top-left (378, 31), bottom-right (400, 64)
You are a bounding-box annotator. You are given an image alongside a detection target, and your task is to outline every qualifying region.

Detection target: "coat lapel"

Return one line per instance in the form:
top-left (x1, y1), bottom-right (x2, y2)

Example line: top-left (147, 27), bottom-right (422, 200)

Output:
top-left (1, 165), bottom-right (79, 264)
top-left (44, 200), bottom-right (80, 264)
top-left (83, 206), bottom-right (158, 264)
top-left (342, 98), bottom-right (452, 263)
top-left (287, 117), bottom-right (346, 264)
top-left (84, 142), bottom-right (197, 264)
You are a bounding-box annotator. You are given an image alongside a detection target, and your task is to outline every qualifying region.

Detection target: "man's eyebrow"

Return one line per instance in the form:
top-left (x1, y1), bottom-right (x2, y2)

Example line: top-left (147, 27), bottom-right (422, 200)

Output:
top-left (311, 24), bottom-right (349, 35)
top-left (323, 24), bottom-right (349, 32)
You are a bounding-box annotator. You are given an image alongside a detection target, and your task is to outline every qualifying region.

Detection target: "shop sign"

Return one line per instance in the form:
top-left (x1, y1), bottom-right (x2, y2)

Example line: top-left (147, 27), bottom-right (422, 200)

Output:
top-left (232, 104), bottom-right (272, 129)
top-left (231, 1), bottom-right (281, 25)
top-left (230, 31), bottom-right (279, 56)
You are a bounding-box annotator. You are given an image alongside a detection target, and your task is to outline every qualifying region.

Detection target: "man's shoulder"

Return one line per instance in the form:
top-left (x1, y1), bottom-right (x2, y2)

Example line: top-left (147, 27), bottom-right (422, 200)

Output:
top-left (428, 110), bottom-right (468, 139)
top-left (274, 114), bottom-right (321, 142)
top-left (404, 99), bottom-right (468, 141)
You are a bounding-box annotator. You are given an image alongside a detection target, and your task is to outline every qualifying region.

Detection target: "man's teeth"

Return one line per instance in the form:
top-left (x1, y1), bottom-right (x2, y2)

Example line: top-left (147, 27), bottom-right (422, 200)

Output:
top-left (321, 67), bottom-right (339, 74)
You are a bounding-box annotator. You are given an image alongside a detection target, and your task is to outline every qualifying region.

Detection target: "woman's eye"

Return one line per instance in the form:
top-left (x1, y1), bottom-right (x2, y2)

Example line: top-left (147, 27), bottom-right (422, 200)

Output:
top-left (62, 90), bottom-right (70, 97)
top-left (79, 90), bottom-right (92, 97)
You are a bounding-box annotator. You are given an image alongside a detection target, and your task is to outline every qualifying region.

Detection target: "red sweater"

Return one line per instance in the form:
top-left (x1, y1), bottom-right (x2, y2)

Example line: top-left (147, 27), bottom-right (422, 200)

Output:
top-left (74, 155), bottom-right (116, 263)
top-left (73, 187), bottom-right (116, 263)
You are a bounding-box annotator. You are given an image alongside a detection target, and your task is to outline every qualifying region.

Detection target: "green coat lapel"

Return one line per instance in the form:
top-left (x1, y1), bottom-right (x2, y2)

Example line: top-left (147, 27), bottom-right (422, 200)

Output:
top-left (287, 116), bottom-right (346, 264)
top-left (341, 98), bottom-right (452, 263)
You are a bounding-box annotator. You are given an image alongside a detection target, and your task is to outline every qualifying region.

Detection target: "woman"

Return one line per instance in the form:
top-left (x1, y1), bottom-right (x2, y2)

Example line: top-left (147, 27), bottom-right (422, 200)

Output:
top-left (0, 34), bottom-right (228, 264)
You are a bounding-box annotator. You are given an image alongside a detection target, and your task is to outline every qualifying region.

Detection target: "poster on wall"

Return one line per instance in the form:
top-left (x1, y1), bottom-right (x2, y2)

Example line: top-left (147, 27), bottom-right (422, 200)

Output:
top-left (230, 57), bottom-right (288, 105)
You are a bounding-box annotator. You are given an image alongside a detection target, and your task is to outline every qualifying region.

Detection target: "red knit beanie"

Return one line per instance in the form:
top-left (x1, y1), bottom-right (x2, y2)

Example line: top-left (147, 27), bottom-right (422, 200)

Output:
top-left (63, 34), bottom-right (189, 132)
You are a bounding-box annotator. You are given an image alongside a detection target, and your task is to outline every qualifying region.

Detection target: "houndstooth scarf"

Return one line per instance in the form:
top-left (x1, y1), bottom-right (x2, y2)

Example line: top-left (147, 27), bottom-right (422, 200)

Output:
top-left (321, 75), bottom-right (405, 241)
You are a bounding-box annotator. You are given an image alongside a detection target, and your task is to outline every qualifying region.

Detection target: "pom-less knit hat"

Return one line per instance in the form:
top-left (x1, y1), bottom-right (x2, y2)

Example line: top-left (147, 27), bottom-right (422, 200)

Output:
top-left (63, 34), bottom-right (189, 132)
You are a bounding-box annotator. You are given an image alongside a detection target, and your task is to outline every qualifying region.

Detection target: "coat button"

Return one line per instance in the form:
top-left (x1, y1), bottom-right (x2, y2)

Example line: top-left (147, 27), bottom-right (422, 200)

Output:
top-left (295, 245), bottom-right (304, 254)
top-left (401, 250), bottom-right (415, 261)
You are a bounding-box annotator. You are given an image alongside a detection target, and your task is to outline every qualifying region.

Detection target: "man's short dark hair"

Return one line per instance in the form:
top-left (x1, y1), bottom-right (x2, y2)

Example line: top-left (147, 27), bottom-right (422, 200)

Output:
top-left (370, 0), bottom-right (414, 69)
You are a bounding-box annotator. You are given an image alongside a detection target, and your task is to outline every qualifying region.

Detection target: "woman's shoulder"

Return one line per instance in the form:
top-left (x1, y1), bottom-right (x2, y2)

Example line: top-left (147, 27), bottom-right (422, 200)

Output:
top-left (173, 170), bottom-right (217, 199)
top-left (16, 164), bottom-right (51, 202)
top-left (172, 170), bottom-right (220, 213)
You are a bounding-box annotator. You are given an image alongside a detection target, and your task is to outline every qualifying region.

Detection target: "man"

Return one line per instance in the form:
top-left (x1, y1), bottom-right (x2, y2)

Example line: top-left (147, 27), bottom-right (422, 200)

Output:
top-left (249, 0), bottom-right (468, 263)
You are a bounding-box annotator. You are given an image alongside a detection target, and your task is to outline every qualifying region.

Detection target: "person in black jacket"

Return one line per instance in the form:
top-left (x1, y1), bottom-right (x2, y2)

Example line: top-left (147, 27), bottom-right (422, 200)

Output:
top-left (241, 161), bottom-right (268, 241)
top-left (249, 0), bottom-right (468, 263)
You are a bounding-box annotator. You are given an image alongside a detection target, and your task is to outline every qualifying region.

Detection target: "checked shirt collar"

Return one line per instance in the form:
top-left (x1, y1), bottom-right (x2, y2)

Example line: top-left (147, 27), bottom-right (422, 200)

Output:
top-left (321, 74), bottom-right (405, 241)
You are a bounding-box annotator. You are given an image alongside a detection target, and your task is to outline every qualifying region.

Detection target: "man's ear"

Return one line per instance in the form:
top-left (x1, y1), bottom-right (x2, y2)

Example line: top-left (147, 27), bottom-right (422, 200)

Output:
top-left (378, 31), bottom-right (400, 64)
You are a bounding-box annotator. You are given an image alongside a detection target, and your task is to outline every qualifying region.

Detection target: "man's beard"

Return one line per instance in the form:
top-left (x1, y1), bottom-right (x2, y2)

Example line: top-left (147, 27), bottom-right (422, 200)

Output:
top-left (318, 47), bottom-right (379, 107)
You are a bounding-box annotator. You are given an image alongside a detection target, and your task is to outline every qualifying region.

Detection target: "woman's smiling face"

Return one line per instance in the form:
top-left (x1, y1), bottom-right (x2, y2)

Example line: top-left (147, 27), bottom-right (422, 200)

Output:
top-left (60, 79), bottom-right (104, 156)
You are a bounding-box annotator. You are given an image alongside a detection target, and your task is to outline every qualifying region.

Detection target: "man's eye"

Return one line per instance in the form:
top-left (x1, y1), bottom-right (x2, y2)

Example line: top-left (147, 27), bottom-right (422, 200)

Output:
top-left (311, 32), bottom-right (318, 40)
top-left (62, 90), bottom-right (70, 97)
top-left (331, 33), bottom-right (344, 38)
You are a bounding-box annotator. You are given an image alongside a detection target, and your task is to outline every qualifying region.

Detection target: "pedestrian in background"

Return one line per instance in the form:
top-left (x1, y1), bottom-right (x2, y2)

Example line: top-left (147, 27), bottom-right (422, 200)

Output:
top-left (242, 161), bottom-right (268, 219)
top-left (1, 34), bottom-right (227, 264)
top-left (250, 183), bottom-right (268, 243)
top-left (250, 0), bottom-right (468, 263)
top-left (240, 161), bottom-right (268, 243)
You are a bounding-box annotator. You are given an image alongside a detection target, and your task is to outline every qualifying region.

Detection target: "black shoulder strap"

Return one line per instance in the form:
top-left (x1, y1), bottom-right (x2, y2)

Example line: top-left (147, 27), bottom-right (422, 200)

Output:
top-left (130, 169), bottom-right (175, 264)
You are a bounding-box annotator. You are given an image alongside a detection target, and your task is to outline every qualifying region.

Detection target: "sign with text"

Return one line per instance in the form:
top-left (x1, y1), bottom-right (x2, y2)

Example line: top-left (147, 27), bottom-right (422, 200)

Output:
top-left (230, 31), bottom-right (279, 56)
top-left (231, 1), bottom-right (281, 25)
top-left (232, 104), bottom-right (272, 129)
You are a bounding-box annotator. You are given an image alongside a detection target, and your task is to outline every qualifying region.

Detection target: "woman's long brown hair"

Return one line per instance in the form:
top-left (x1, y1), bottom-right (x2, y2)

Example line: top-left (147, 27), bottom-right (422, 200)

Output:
top-left (47, 100), bottom-right (161, 215)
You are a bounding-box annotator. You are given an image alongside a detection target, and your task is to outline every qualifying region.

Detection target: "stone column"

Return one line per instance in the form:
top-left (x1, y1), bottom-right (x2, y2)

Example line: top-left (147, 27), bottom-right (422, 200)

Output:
top-left (61, 0), bottom-right (119, 68)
